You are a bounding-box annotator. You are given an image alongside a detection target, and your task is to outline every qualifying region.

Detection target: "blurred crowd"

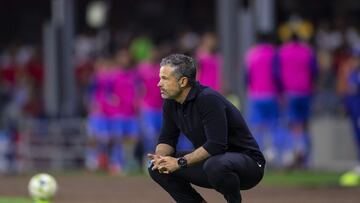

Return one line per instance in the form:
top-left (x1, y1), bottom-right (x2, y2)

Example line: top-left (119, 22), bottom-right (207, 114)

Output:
top-left (1, 15), bottom-right (360, 174)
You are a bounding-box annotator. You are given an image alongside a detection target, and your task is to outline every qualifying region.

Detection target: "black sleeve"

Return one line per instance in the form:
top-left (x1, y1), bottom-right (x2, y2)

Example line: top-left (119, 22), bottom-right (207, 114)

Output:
top-left (197, 94), bottom-right (228, 155)
top-left (157, 100), bottom-right (180, 148)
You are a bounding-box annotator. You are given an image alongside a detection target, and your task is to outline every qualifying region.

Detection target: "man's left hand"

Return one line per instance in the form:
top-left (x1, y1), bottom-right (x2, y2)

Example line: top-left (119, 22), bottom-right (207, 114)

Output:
top-left (148, 154), bottom-right (179, 174)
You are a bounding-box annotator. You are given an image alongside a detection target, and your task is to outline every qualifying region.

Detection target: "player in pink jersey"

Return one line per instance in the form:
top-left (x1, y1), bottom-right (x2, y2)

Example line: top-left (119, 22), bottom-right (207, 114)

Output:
top-left (106, 66), bottom-right (138, 118)
top-left (138, 48), bottom-right (163, 160)
top-left (106, 48), bottom-right (140, 174)
top-left (196, 32), bottom-right (222, 93)
top-left (245, 34), bottom-right (283, 168)
top-left (278, 34), bottom-right (317, 168)
top-left (85, 57), bottom-right (114, 171)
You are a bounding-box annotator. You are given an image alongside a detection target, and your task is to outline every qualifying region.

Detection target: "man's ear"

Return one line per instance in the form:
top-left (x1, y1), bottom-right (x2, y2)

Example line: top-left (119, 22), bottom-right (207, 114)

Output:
top-left (179, 77), bottom-right (188, 88)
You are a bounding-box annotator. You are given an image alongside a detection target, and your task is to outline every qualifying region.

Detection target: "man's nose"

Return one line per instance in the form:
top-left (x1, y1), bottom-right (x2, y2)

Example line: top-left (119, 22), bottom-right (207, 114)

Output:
top-left (157, 80), bottom-right (161, 87)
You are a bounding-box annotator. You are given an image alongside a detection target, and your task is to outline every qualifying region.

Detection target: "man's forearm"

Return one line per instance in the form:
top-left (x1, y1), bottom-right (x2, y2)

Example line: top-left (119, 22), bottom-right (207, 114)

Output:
top-left (184, 147), bottom-right (210, 166)
top-left (155, 143), bottom-right (175, 156)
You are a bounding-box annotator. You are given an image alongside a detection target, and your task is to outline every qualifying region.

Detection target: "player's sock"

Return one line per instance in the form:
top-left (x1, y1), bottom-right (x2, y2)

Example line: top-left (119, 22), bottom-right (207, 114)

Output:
top-left (85, 147), bottom-right (98, 171)
top-left (110, 142), bottom-right (124, 174)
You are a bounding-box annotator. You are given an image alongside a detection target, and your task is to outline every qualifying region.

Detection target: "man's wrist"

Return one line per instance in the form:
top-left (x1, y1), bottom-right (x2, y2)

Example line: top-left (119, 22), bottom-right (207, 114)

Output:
top-left (177, 157), bottom-right (188, 168)
top-left (155, 143), bottom-right (175, 156)
top-left (155, 150), bottom-right (170, 156)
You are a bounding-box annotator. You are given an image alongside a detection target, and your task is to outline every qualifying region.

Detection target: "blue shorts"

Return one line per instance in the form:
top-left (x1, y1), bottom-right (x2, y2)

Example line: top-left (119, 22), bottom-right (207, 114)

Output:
top-left (345, 95), bottom-right (360, 119)
top-left (247, 98), bottom-right (279, 125)
top-left (285, 95), bottom-right (311, 123)
top-left (108, 117), bottom-right (139, 138)
top-left (87, 115), bottom-right (110, 138)
top-left (140, 109), bottom-right (162, 138)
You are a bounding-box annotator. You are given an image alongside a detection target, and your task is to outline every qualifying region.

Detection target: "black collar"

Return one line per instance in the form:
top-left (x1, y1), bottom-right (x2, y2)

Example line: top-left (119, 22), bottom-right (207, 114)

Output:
top-left (183, 82), bottom-right (201, 103)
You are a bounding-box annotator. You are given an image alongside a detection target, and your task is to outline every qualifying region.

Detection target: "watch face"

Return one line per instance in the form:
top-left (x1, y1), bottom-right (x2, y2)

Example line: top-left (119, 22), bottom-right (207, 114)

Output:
top-left (178, 157), bottom-right (187, 167)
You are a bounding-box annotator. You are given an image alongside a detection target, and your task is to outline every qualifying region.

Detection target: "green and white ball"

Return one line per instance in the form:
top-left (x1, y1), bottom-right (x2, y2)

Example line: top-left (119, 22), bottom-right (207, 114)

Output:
top-left (28, 173), bottom-right (58, 200)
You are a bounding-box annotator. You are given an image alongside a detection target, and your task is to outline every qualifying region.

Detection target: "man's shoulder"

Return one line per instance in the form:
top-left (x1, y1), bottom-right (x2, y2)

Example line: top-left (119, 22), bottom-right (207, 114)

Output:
top-left (196, 87), bottom-right (225, 104)
top-left (198, 86), bottom-right (221, 97)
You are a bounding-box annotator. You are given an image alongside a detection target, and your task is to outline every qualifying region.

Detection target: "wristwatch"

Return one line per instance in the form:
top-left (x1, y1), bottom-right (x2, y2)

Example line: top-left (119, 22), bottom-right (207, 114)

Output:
top-left (177, 157), bottom-right (188, 168)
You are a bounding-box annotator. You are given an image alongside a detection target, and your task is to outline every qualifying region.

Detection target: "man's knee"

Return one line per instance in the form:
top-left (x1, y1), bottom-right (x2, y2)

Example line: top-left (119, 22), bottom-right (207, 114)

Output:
top-left (203, 156), bottom-right (229, 178)
top-left (148, 167), bottom-right (163, 182)
top-left (148, 166), bottom-right (173, 184)
top-left (203, 157), bottom-right (241, 201)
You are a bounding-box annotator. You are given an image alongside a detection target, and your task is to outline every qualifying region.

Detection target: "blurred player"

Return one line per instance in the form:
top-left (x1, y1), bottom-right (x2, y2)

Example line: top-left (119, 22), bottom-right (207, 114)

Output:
top-left (245, 34), bottom-right (283, 168)
top-left (337, 48), bottom-right (360, 172)
top-left (278, 34), bottom-right (318, 168)
top-left (137, 47), bottom-right (163, 164)
top-left (85, 57), bottom-right (113, 171)
top-left (196, 32), bottom-right (222, 92)
top-left (107, 48), bottom-right (140, 174)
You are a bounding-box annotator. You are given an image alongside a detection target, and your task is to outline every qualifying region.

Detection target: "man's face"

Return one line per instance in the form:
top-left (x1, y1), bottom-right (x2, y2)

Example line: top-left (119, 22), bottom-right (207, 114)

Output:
top-left (158, 65), bottom-right (182, 100)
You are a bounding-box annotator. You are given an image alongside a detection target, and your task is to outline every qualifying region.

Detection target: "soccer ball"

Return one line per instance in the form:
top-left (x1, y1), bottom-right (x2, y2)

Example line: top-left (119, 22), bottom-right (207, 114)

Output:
top-left (28, 173), bottom-right (58, 200)
top-left (339, 171), bottom-right (360, 187)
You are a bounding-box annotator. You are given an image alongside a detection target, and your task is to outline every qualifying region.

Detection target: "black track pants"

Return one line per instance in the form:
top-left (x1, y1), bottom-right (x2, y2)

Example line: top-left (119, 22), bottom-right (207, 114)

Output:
top-left (148, 152), bottom-right (264, 203)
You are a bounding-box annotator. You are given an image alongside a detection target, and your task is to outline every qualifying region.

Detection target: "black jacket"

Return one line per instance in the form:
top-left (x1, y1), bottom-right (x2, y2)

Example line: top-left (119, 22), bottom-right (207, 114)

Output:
top-left (158, 82), bottom-right (265, 166)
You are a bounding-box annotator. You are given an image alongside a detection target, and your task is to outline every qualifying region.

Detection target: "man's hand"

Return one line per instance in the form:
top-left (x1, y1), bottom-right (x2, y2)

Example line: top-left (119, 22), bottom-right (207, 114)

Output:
top-left (147, 154), bottom-right (164, 171)
top-left (147, 153), bottom-right (180, 174)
